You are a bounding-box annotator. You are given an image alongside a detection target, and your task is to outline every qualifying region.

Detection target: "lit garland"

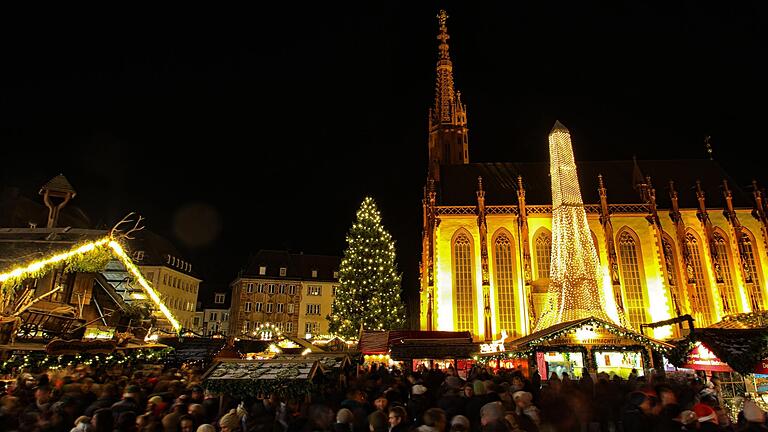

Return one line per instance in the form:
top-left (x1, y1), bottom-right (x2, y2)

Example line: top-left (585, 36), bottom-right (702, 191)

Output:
top-left (0, 236), bottom-right (180, 331)
top-left (328, 197), bottom-right (406, 338)
top-left (535, 121), bottom-right (618, 331)
top-left (519, 318), bottom-right (670, 353)
top-left (0, 347), bottom-right (174, 373)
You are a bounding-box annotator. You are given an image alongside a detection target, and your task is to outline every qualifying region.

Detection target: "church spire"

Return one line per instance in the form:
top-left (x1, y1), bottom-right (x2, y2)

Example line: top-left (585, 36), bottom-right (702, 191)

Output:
top-left (427, 10), bottom-right (469, 182)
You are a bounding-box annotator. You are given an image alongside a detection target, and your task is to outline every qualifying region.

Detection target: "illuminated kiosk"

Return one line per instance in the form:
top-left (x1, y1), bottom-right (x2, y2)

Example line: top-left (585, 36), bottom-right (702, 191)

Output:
top-left (497, 122), bottom-right (672, 378)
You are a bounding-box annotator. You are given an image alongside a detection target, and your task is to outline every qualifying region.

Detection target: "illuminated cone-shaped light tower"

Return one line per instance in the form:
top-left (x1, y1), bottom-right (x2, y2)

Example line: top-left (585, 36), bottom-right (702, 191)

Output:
top-left (534, 121), bottom-right (620, 331)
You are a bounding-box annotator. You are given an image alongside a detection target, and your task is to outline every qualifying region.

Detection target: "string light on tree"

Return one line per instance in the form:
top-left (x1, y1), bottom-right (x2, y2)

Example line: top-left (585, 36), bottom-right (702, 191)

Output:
top-left (328, 197), bottom-right (406, 338)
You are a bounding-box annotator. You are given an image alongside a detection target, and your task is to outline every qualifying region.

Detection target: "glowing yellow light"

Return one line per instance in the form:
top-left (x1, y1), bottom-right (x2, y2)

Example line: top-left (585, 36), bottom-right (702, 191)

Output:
top-left (575, 327), bottom-right (596, 341)
top-left (535, 122), bottom-right (617, 331)
top-left (131, 293), bottom-right (147, 300)
top-left (301, 348), bottom-right (312, 356)
top-left (109, 241), bottom-right (180, 331)
top-left (0, 239), bottom-right (107, 283)
top-left (268, 344), bottom-right (281, 354)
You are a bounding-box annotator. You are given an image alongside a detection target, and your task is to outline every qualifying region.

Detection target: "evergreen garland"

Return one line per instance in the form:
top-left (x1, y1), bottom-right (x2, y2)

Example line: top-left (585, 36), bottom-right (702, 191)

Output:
top-left (328, 197), bottom-right (406, 338)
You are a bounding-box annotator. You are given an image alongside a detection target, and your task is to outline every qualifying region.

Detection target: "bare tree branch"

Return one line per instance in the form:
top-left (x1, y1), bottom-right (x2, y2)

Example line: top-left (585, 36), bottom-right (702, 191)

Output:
top-left (110, 212), bottom-right (146, 240)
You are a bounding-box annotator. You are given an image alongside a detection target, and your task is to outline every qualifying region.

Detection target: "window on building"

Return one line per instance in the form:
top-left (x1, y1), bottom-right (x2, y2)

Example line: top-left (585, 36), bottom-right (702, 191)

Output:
top-left (210, 312), bottom-right (218, 321)
top-left (255, 302), bottom-right (263, 312)
top-left (288, 285), bottom-right (296, 295)
top-left (332, 286), bottom-right (338, 296)
top-left (223, 312), bottom-right (229, 322)
top-left (305, 322), bottom-right (318, 335)
top-left (535, 231), bottom-right (552, 279)
top-left (163, 274), bottom-right (168, 285)
top-left (493, 233), bottom-right (517, 336)
top-left (308, 286), bottom-right (321, 296)
top-left (740, 231), bottom-right (765, 310)
top-left (685, 233), bottom-right (714, 326)
top-left (279, 284), bottom-right (286, 294)
top-left (286, 322), bottom-right (293, 333)
top-left (279, 267), bottom-right (287, 276)
top-left (243, 321), bottom-right (250, 332)
top-left (266, 303), bottom-right (273, 313)
top-left (618, 231), bottom-right (649, 328)
top-left (311, 270), bottom-right (318, 278)
top-left (193, 316), bottom-right (200, 326)
top-left (244, 302), bottom-right (252, 313)
top-left (287, 303), bottom-right (294, 314)
top-left (133, 250), bottom-right (144, 261)
top-left (215, 293), bottom-right (225, 304)
top-left (714, 232), bottom-right (738, 314)
top-left (306, 304), bottom-right (321, 315)
top-left (333, 271), bottom-right (339, 279)
top-left (268, 284), bottom-right (276, 294)
top-left (259, 266), bottom-right (267, 275)
top-left (247, 283), bottom-right (253, 293)
top-left (146, 272), bottom-right (154, 282)
top-left (277, 303), bottom-right (284, 313)
top-left (453, 232), bottom-right (474, 332)
top-left (257, 283), bottom-right (264, 293)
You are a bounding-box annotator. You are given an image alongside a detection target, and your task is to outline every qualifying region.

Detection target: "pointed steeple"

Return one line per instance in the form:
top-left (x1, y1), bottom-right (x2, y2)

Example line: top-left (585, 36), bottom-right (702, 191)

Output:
top-left (426, 10), bottom-right (469, 182)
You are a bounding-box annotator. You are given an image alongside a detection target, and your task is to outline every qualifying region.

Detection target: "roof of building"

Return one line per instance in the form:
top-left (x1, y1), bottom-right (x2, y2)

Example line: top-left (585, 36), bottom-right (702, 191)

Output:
top-left (39, 174), bottom-right (77, 196)
top-left (438, 160), bottom-right (752, 209)
top-left (239, 250), bottom-right (340, 281)
top-left (358, 330), bottom-right (473, 354)
top-left (0, 187), bottom-right (91, 228)
top-left (0, 227), bottom-right (108, 274)
top-left (197, 285), bottom-right (231, 310)
top-left (127, 230), bottom-right (199, 278)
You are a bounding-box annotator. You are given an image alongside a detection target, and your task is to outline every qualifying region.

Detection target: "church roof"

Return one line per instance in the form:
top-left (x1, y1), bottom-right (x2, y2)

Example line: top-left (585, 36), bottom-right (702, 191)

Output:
top-left (438, 159), bottom-right (752, 209)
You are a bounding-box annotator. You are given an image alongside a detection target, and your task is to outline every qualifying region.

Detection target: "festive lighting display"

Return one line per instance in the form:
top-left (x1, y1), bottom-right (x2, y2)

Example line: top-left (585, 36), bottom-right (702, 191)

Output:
top-left (328, 197), bottom-right (406, 338)
top-left (534, 121), bottom-right (617, 331)
top-left (0, 236), bottom-right (180, 331)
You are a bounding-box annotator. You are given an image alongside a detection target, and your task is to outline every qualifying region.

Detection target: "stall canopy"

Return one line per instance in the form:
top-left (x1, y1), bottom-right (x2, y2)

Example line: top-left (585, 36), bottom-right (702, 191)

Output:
top-left (671, 328), bottom-right (768, 375)
top-left (202, 359), bottom-right (323, 398)
top-left (508, 316), bottom-right (672, 353)
top-left (160, 337), bottom-right (229, 367)
top-left (273, 353), bottom-right (351, 372)
top-left (358, 330), bottom-right (471, 355)
top-left (390, 337), bottom-right (476, 361)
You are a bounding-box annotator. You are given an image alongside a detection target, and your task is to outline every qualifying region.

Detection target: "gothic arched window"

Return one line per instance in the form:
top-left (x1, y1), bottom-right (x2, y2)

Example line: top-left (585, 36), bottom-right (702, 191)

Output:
top-left (453, 232), bottom-right (474, 332)
top-left (740, 229), bottom-right (765, 311)
top-left (713, 232), bottom-right (738, 314)
top-left (685, 232), bottom-right (714, 326)
top-left (618, 230), bottom-right (648, 328)
top-left (493, 232), bottom-right (516, 336)
top-left (534, 230), bottom-right (552, 280)
top-left (662, 233), bottom-right (684, 314)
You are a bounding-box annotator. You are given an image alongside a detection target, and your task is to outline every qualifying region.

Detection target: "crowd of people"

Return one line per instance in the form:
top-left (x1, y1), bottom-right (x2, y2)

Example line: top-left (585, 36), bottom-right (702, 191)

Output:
top-left (1, 361), bottom-right (767, 432)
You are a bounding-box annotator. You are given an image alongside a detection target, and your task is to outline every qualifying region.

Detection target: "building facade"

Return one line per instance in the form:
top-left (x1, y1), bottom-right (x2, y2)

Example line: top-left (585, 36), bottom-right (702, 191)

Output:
top-left (129, 232), bottom-right (202, 331)
top-left (230, 250), bottom-right (340, 338)
top-left (419, 12), bottom-right (768, 341)
top-left (194, 288), bottom-right (231, 336)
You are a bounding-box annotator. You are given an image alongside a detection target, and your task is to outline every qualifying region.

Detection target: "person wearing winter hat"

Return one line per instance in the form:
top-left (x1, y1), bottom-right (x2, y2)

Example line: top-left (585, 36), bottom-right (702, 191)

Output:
top-left (513, 391), bottom-right (540, 427)
top-left (219, 408), bottom-right (241, 432)
top-left (449, 415), bottom-right (470, 432)
top-left (412, 385), bottom-right (428, 396)
top-left (692, 403), bottom-right (719, 432)
top-left (71, 415), bottom-right (92, 432)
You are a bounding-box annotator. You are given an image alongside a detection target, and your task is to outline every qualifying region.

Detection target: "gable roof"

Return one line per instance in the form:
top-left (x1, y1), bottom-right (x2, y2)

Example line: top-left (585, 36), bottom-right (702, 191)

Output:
top-left (438, 160), bottom-right (751, 209)
top-left (127, 231), bottom-right (199, 278)
top-left (239, 250), bottom-right (340, 281)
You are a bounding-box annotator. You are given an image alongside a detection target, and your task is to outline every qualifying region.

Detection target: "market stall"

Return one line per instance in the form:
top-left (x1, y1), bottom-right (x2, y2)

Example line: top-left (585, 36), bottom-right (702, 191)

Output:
top-left (501, 317), bottom-right (672, 379)
top-left (202, 359), bottom-right (324, 400)
top-left (389, 337), bottom-right (478, 377)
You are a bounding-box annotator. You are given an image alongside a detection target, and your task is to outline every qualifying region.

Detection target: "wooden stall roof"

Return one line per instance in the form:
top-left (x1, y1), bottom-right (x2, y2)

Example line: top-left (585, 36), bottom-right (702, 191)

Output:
top-left (203, 359), bottom-right (323, 382)
top-left (390, 339), bottom-right (478, 360)
top-left (273, 353), bottom-right (351, 370)
top-left (358, 330), bottom-right (472, 354)
top-left (508, 316), bottom-right (673, 351)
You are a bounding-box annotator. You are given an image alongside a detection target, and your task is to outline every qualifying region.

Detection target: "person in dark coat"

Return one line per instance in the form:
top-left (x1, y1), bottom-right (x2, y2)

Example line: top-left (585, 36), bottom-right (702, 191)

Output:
top-left (620, 391), bottom-right (658, 432)
top-left (437, 377), bottom-right (465, 420)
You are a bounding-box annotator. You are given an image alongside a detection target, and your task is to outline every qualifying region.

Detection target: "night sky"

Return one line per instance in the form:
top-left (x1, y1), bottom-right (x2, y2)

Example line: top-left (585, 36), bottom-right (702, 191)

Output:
top-left (1, 2), bottom-right (766, 311)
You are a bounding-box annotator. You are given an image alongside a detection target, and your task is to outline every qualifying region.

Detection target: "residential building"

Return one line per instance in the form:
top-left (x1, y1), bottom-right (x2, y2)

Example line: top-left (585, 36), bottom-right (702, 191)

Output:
top-left (230, 250), bottom-right (339, 338)
top-left (195, 288), bottom-right (231, 336)
top-left (128, 231), bottom-right (202, 331)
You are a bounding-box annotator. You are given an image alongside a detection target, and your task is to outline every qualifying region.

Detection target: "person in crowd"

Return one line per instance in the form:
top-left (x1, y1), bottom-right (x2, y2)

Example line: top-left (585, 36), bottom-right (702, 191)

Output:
top-left (335, 408), bottom-right (355, 432)
top-left (418, 408), bottom-right (447, 432)
top-left (388, 406), bottom-right (408, 432)
top-left (449, 416), bottom-right (470, 432)
top-left (620, 391), bottom-right (659, 432)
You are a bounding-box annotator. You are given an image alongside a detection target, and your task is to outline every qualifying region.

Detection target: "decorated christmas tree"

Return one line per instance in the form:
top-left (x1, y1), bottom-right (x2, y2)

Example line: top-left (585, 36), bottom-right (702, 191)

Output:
top-left (328, 197), bottom-right (406, 338)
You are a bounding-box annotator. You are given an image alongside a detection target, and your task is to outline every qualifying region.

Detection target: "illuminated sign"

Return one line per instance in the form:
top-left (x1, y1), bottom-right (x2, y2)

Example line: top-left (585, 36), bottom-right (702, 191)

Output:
top-left (682, 342), bottom-right (732, 372)
top-left (480, 331), bottom-right (508, 354)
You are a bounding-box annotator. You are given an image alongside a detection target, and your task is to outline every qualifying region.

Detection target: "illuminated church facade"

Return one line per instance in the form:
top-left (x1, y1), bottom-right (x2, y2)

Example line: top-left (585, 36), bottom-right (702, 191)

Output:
top-left (419, 11), bottom-right (768, 341)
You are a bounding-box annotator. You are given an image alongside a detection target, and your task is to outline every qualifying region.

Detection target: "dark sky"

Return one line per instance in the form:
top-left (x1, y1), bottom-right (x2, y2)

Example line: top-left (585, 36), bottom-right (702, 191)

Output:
top-left (1, 2), bottom-right (766, 310)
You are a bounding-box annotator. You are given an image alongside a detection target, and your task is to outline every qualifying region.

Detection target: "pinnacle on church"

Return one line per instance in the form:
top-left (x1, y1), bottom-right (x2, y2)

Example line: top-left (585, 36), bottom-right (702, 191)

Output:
top-left (550, 120), bottom-right (569, 134)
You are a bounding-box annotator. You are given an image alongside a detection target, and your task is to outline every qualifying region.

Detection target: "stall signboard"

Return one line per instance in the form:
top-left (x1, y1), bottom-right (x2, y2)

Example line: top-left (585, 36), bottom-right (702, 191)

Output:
top-left (753, 359), bottom-right (768, 375)
top-left (682, 342), bottom-right (732, 372)
top-left (754, 374), bottom-right (768, 393)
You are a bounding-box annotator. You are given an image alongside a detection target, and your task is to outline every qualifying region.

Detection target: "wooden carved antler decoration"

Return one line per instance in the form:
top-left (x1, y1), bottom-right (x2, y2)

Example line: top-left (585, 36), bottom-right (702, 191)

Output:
top-left (110, 212), bottom-right (146, 240)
